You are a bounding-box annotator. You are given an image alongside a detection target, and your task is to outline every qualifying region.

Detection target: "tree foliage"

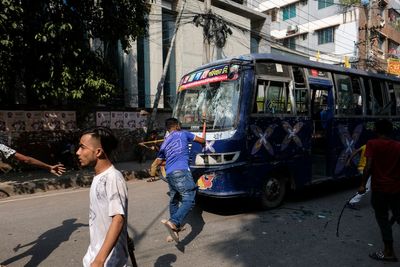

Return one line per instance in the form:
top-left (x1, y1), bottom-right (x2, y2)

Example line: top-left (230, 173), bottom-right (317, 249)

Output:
top-left (0, 0), bottom-right (150, 106)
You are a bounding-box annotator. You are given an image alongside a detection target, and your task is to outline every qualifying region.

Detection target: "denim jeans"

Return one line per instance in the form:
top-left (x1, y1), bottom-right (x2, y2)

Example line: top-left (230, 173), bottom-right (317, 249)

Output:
top-left (166, 170), bottom-right (197, 228)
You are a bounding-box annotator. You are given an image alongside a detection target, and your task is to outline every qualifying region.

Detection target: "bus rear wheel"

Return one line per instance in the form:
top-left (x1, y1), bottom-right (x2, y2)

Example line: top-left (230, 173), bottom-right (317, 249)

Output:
top-left (260, 177), bottom-right (286, 209)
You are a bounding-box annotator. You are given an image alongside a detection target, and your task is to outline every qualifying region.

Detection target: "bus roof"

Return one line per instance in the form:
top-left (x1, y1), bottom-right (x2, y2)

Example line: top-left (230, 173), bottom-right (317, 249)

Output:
top-left (190, 53), bottom-right (400, 83)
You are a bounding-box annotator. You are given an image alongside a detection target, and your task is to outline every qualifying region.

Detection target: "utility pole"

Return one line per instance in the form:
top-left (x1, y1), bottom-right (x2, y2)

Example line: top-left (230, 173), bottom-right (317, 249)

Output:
top-left (362, 0), bottom-right (373, 71)
top-left (203, 0), bottom-right (212, 64)
top-left (147, 0), bottom-right (187, 132)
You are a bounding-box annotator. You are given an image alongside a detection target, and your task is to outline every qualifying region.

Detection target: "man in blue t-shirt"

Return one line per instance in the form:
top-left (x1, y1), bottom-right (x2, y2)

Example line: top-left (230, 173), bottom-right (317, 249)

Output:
top-left (152, 118), bottom-right (205, 242)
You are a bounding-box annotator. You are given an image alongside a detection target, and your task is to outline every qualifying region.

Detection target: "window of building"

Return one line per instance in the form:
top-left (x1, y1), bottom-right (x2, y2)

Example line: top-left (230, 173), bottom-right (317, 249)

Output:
top-left (318, 0), bottom-right (333, 9)
top-left (282, 4), bottom-right (296, 21)
top-left (162, 9), bottom-right (177, 109)
top-left (283, 37), bottom-right (296, 50)
top-left (388, 8), bottom-right (400, 23)
top-left (317, 27), bottom-right (334, 44)
top-left (378, 34), bottom-right (386, 51)
top-left (388, 40), bottom-right (400, 55)
top-left (251, 34), bottom-right (260, 53)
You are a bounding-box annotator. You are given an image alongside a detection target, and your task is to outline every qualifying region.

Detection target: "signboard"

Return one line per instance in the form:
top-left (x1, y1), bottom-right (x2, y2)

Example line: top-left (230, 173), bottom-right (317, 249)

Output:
top-left (387, 58), bottom-right (400, 76)
top-left (178, 64), bottom-right (238, 91)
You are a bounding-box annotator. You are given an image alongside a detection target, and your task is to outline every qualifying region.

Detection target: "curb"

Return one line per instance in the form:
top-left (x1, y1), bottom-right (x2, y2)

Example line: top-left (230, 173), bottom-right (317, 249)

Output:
top-left (0, 168), bottom-right (152, 199)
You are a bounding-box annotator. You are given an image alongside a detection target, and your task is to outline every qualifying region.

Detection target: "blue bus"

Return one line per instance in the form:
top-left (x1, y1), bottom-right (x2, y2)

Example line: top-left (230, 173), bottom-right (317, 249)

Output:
top-left (172, 53), bottom-right (400, 208)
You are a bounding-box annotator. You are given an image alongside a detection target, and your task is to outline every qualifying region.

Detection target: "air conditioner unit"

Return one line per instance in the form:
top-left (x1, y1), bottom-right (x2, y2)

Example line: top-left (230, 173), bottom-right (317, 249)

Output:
top-left (287, 25), bottom-right (299, 34)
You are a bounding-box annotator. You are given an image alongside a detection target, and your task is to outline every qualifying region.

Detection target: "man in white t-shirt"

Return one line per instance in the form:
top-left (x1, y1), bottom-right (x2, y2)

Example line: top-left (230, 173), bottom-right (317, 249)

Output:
top-left (0, 143), bottom-right (65, 175)
top-left (76, 127), bottom-right (128, 267)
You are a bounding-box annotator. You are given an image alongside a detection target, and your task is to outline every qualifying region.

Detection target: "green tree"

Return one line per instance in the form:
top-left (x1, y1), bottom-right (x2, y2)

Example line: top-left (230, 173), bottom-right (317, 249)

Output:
top-left (0, 0), bottom-right (150, 107)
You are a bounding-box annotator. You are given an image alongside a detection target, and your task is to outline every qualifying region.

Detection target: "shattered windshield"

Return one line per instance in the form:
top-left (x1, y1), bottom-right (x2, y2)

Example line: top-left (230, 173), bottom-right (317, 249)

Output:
top-left (173, 79), bottom-right (241, 131)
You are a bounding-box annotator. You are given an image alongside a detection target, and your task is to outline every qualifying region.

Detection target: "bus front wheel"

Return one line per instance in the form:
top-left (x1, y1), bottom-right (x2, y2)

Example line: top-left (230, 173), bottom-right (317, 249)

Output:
top-left (260, 177), bottom-right (286, 209)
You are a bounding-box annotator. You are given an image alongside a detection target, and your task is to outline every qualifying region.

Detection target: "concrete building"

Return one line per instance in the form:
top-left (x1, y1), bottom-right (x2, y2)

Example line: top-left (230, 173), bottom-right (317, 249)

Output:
top-left (120, 0), bottom-right (270, 111)
top-left (250, 0), bottom-right (400, 72)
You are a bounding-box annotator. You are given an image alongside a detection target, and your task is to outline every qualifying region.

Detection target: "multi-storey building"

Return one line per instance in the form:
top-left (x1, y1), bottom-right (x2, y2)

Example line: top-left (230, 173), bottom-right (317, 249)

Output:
top-left (250, 0), bottom-right (400, 73)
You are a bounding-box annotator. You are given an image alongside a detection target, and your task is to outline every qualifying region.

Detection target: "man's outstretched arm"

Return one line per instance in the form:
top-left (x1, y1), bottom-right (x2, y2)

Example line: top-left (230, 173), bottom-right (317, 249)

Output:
top-left (14, 152), bottom-right (66, 176)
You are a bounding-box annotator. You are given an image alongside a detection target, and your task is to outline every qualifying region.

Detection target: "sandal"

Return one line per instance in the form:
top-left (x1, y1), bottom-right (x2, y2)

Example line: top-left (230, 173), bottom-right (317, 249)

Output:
top-left (147, 177), bottom-right (160, 182)
top-left (369, 251), bottom-right (398, 262)
top-left (161, 219), bottom-right (179, 243)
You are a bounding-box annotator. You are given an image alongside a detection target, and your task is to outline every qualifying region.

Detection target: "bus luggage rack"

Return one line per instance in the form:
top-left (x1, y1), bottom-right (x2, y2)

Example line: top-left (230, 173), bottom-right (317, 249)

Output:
top-left (195, 151), bottom-right (240, 165)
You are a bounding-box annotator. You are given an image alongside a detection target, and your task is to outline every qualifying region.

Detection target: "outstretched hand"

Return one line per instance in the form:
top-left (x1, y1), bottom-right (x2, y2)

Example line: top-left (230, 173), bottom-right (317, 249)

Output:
top-left (50, 163), bottom-right (66, 176)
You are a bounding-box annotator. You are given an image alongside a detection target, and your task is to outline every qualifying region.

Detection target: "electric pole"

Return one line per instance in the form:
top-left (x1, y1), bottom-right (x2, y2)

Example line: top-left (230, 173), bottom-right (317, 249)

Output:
top-left (203, 0), bottom-right (212, 64)
top-left (147, 0), bottom-right (187, 132)
top-left (362, 0), bottom-right (376, 71)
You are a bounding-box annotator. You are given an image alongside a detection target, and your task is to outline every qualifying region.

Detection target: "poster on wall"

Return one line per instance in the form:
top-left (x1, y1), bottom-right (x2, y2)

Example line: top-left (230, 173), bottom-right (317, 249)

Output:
top-left (7, 111), bottom-right (26, 131)
top-left (135, 112), bottom-right (147, 129)
top-left (43, 111), bottom-right (62, 131)
top-left (123, 112), bottom-right (136, 129)
top-left (110, 112), bottom-right (124, 129)
top-left (25, 111), bottom-right (44, 131)
top-left (96, 112), bottom-right (111, 127)
top-left (62, 111), bottom-right (76, 130)
top-left (0, 111), bottom-right (7, 131)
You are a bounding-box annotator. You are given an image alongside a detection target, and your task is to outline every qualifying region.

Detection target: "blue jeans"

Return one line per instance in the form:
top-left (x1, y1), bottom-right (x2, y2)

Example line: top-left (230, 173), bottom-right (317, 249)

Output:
top-left (166, 170), bottom-right (197, 228)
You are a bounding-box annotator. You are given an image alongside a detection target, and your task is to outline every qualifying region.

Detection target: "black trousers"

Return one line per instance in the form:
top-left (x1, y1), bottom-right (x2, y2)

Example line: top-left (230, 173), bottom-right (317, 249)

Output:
top-left (371, 191), bottom-right (400, 243)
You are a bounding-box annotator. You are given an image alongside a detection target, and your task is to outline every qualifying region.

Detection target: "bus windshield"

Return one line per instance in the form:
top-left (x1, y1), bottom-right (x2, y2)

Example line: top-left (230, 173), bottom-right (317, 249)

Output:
top-left (173, 79), bottom-right (241, 131)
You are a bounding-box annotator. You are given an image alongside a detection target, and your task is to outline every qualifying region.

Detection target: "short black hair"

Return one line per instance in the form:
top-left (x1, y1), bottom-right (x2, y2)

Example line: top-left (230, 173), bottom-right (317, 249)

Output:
top-left (374, 119), bottom-right (393, 136)
top-left (165, 118), bottom-right (179, 131)
top-left (81, 126), bottom-right (118, 156)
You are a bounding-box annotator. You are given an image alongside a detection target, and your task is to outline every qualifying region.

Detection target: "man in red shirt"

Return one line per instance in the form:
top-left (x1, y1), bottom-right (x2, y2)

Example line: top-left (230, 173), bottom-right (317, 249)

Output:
top-left (359, 119), bottom-right (400, 262)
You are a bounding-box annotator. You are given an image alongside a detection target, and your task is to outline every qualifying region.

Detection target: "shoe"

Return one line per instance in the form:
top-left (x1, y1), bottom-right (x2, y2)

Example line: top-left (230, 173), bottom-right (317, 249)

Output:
top-left (369, 251), bottom-right (398, 262)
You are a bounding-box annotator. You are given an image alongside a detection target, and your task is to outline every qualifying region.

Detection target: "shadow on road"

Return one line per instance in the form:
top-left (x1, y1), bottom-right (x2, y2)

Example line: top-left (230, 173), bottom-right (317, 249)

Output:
top-left (175, 205), bottom-right (205, 253)
top-left (154, 253), bottom-right (177, 267)
top-left (1, 218), bottom-right (87, 267)
top-left (196, 177), bottom-right (360, 215)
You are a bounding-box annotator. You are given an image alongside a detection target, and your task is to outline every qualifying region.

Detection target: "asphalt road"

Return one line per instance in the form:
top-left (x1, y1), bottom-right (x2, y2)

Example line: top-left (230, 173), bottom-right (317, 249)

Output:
top-left (0, 178), bottom-right (399, 267)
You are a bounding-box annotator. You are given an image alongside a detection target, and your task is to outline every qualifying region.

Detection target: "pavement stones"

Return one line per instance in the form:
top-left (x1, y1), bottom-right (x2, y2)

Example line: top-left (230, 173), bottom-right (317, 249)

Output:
top-left (0, 161), bottom-right (153, 199)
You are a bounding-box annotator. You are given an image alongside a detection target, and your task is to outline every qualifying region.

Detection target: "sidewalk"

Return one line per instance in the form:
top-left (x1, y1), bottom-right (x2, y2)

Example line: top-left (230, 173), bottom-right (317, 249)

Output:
top-left (0, 160), bottom-right (154, 199)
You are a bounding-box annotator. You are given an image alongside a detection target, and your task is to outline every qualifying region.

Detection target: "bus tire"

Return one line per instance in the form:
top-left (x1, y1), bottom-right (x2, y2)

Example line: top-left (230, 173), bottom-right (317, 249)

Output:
top-left (260, 177), bottom-right (286, 209)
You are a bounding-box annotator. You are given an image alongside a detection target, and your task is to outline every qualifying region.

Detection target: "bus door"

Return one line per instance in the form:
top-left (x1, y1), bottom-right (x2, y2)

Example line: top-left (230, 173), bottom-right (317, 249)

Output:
top-left (310, 84), bottom-right (334, 178)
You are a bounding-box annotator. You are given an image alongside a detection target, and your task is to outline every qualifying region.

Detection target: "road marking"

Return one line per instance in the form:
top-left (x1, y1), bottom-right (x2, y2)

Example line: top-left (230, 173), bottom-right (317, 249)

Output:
top-left (0, 188), bottom-right (89, 204)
